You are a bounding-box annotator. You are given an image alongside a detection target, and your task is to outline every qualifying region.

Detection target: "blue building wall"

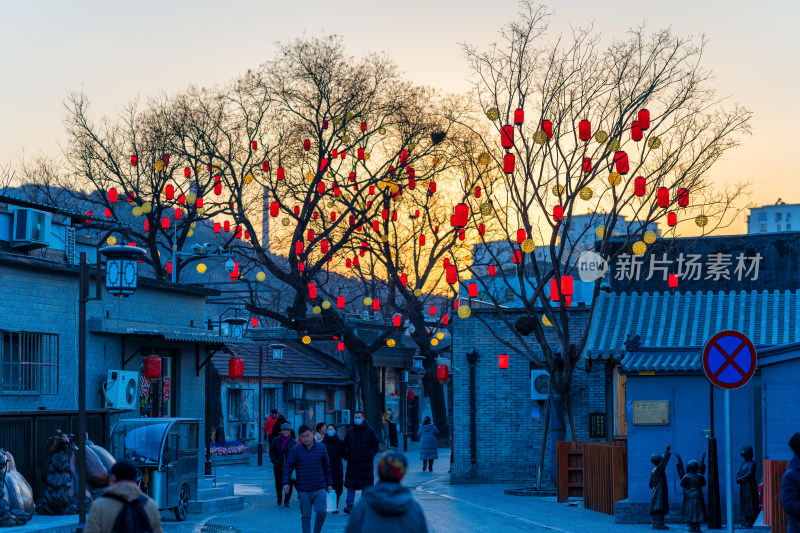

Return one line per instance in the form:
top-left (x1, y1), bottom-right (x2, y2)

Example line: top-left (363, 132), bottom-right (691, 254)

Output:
top-left (761, 357), bottom-right (800, 460)
top-left (625, 374), bottom-right (760, 505)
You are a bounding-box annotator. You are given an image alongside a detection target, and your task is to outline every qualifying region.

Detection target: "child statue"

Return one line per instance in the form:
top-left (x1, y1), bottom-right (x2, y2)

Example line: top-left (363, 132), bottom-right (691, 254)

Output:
top-left (677, 454), bottom-right (707, 533)
top-left (649, 443), bottom-right (671, 530)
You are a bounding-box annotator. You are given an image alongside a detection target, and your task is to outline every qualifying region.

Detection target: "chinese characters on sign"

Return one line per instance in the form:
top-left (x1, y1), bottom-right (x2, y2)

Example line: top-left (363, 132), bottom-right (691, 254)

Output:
top-left (632, 401), bottom-right (670, 426)
top-left (589, 412), bottom-right (607, 438)
top-left (163, 377), bottom-right (170, 400)
top-left (140, 376), bottom-right (150, 398)
top-left (614, 252), bottom-right (763, 282)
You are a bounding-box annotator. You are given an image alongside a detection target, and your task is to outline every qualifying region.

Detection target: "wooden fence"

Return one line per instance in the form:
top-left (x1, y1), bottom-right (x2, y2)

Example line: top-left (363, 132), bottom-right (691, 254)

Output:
top-left (557, 441), bottom-right (628, 515)
top-left (557, 441), bottom-right (584, 502)
top-left (763, 459), bottom-right (788, 533)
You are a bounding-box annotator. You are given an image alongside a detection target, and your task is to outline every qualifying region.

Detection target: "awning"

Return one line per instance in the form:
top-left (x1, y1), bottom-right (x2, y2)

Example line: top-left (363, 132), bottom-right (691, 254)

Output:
top-left (619, 350), bottom-right (702, 374)
top-left (92, 322), bottom-right (253, 344)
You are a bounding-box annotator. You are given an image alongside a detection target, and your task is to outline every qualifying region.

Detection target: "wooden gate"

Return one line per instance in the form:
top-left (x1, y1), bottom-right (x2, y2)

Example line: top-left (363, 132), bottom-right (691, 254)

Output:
top-left (763, 459), bottom-right (788, 533)
top-left (557, 441), bottom-right (584, 502)
top-left (583, 442), bottom-right (628, 514)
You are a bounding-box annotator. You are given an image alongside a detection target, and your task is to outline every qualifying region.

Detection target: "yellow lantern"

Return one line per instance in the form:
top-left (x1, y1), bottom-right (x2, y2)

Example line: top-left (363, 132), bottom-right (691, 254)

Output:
top-left (695, 214), bottom-right (709, 227)
top-left (244, 174), bottom-right (254, 184)
top-left (322, 300), bottom-right (331, 310)
top-left (632, 240), bottom-right (647, 255)
top-left (142, 202), bottom-right (152, 214)
top-left (477, 152), bottom-right (491, 165)
top-left (312, 306), bottom-right (321, 315)
top-left (413, 288), bottom-right (422, 297)
top-left (342, 135), bottom-right (351, 144)
top-left (306, 172), bottom-right (314, 180)
top-left (363, 297), bottom-right (373, 307)
top-left (580, 187), bottom-right (593, 200)
top-left (196, 263), bottom-right (207, 274)
top-left (132, 206), bottom-right (142, 217)
top-left (282, 217), bottom-right (290, 226)
top-left (431, 338), bottom-right (439, 346)
top-left (594, 131), bottom-right (608, 143)
top-left (186, 193), bottom-right (196, 204)
top-left (191, 222), bottom-right (197, 228)
top-left (648, 137), bottom-right (662, 149)
top-left (198, 208), bottom-right (205, 216)
top-left (345, 112), bottom-right (353, 121)
top-left (595, 225), bottom-right (605, 238)
top-left (643, 230), bottom-right (657, 244)
top-left (608, 172), bottom-right (622, 187)
top-left (436, 332), bottom-right (445, 340)
top-left (256, 271), bottom-right (266, 281)
top-left (480, 203), bottom-right (492, 216)
top-left (378, 127), bottom-right (387, 135)
top-left (196, 165), bottom-right (203, 173)
top-left (387, 338), bottom-right (395, 347)
top-left (608, 139), bottom-right (621, 152)
top-left (521, 239), bottom-right (535, 253)
top-left (302, 335), bottom-right (311, 345)
top-left (485, 108), bottom-right (499, 121)
top-left (552, 184), bottom-right (563, 196)
top-left (533, 131), bottom-right (547, 144)
top-left (381, 235), bottom-right (389, 242)
top-left (432, 156), bottom-right (441, 166)
top-left (247, 127), bottom-right (254, 135)
top-left (155, 161), bottom-right (164, 171)
top-left (408, 143), bottom-right (416, 152)
top-left (458, 305), bottom-right (471, 319)
top-left (106, 236), bottom-right (117, 245)
top-left (542, 315), bottom-right (552, 326)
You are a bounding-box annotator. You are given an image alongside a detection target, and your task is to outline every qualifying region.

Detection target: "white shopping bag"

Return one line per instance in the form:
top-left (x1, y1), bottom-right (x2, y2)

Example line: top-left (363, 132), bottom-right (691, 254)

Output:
top-left (326, 490), bottom-right (337, 512)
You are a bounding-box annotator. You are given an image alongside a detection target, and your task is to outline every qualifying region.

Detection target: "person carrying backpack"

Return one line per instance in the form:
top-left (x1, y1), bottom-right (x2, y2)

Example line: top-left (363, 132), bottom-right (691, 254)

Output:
top-left (85, 459), bottom-right (162, 533)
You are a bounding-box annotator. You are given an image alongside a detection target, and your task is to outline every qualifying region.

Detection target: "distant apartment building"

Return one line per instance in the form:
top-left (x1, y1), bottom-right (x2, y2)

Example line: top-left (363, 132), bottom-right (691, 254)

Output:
top-left (747, 199), bottom-right (800, 233)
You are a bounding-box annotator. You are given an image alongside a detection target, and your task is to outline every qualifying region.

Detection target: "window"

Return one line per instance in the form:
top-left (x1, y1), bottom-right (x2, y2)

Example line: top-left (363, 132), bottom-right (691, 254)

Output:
top-left (228, 389), bottom-right (242, 420)
top-left (759, 212), bottom-right (767, 221)
top-left (788, 212), bottom-right (792, 220)
top-left (760, 223), bottom-right (767, 232)
top-left (777, 224), bottom-right (782, 232)
top-left (776, 212), bottom-right (783, 221)
top-left (327, 390), bottom-right (336, 412)
top-left (0, 331), bottom-right (59, 394)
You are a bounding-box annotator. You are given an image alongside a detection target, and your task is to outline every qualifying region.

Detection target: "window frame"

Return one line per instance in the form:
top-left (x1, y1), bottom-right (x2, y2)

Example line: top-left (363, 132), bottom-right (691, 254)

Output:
top-left (0, 330), bottom-right (59, 395)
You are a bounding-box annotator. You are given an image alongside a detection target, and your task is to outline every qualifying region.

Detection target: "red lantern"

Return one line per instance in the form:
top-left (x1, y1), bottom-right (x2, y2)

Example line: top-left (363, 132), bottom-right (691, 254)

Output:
top-left (393, 314), bottom-right (402, 327)
top-left (251, 141), bottom-right (258, 150)
top-left (130, 155), bottom-right (138, 166)
top-left (446, 265), bottom-right (458, 284)
top-left (251, 317), bottom-right (258, 328)
top-left (561, 275), bottom-right (574, 296)
top-left (516, 229), bottom-right (526, 243)
top-left (667, 212), bottom-right (677, 226)
top-left (429, 305), bottom-right (436, 315)
top-left (224, 220), bottom-right (231, 232)
top-left (165, 184), bottom-right (174, 200)
top-left (357, 148), bottom-right (365, 160)
top-left (197, 197), bottom-right (203, 208)
top-left (229, 357), bottom-right (244, 379)
top-left (303, 139), bottom-right (311, 151)
top-left (468, 282), bottom-right (479, 298)
top-left (668, 274), bottom-right (678, 288)
top-left (553, 205), bottom-right (564, 221)
top-left (631, 121), bottom-right (643, 142)
top-left (657, 187), bottom-right (669, 207)
top-left (514, 109), bottom-right (524, 125)
top-left (638, 109), bottom-right (650, 130)
top-left (478, 223), bottom-right (486, 236)
top-left (213, 222), bottom-right (220, 233)
top-left (399, 273), bottom-right (408, 286)
top-left (162, 154), bottom-right (170, 164)
top-left (277, 167), bottom-right (285, 180)
top-left (177, 194), bottom-right (186, 205)
top-left (582, 158), bottom-right (592, 173)
top-left (512, 250), bottom-right (522, 263)
top-left (503, 153), bottom-right (515, 174)
top-left (174, 208), bottom-right (182, 219)
top-left (429, 181), bottom-right (437, 194)
top-left (359, 121), bottom-right (367, 131)
top-left (144, 355), bottom-right (161, 379)
top-left (499, 354), bottom-right (509, 369)
top-left (214, 183), bottom-right (222, 195)
top-left (443, 258), bottom-right (450, 268)
top-left (419, 235), bottom-right (426, 246)
top-left (317, 181), bottom-right (326, 194)
top-left (634, 176), bottom-right (646, 196)
top-left (270, 201), bottom-right (280, 217)
top-left (108, 188), bottom-right (118, 203)
top-left (407, 390), bottom-right (415, 401)
top-left (337, 296), bottom-right (345, 309)
top-left (442, 314), bottom-right (450, 325)
top-left (437, 365), bottom-right (449, 384)
top-left (144, 219), bottom-right (150, 232)
top-left (228, 261), bottom-right (239, 281)
top-left (453, 203), bottom-right (469, 227)
top-left (614, 151), bottom-right (629, 174)
top-left (488, 265), bottom-right (497, 276)
top-left (399, 150), bottom-right (408, 165)
top-left (676, 188), bottom-right (690, 207)
top-left (541, 120), bottom-right (553, 139)
top-left (501, 125), bottom-right (514, 150)
top-left (338, 342), bottom-right (344, 352)
top-left (372, 299), bottom-right (380, 311)
top-left (308, 283), bottom-right (317, 299)
top-left (578, 120), bottom-right (591, 141)
top-left (161, 217), bottom-right (169, 229)
top-left (104, 208), bottom-right (111, 218)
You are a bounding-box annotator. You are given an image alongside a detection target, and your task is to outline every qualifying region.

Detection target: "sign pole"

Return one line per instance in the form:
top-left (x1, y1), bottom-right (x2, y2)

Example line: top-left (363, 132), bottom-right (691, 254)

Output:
top-left (724, 389), bottom-right (733, 533)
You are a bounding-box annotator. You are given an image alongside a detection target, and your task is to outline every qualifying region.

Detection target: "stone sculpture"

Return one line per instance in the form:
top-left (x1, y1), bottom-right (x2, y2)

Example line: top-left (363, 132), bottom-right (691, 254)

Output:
top-left (649, 443), bottom-right (671, 530)
top-left (0, 450), bottom-right (34, 526)
top-left (677, 454), bottom-right (707, 533)
top-left (736, 445), bottom-right (758, 527)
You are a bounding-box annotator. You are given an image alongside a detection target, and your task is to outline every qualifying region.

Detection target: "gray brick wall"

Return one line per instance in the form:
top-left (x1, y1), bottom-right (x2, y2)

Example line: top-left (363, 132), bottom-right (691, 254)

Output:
top-left (451, 307), bottom-right (609, 484)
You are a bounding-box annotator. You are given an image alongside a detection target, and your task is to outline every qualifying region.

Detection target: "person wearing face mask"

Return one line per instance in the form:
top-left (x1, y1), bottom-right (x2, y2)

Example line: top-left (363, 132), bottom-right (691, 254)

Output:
top-left (343, 411), bottom-right (379, 514)
top-left (269, 423), bottom-right (297, 507)
top-left (322, 423), bottom-right (345, 513)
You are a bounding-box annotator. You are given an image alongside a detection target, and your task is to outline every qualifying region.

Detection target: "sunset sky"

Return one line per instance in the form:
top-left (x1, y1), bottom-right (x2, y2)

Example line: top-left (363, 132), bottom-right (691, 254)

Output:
top-left (2, 0), bottom-right (797, 234)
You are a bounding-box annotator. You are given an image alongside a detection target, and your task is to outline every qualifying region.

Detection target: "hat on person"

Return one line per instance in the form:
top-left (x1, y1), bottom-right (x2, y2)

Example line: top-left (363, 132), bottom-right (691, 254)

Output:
top-left (111, 459), bottom-right (138, 482)
top-left (790, 432), bottom-right (800, 457)
top-left (377, 452), bottom-right (408, 482)
top-left (280, 423), bottom-right (292, 431)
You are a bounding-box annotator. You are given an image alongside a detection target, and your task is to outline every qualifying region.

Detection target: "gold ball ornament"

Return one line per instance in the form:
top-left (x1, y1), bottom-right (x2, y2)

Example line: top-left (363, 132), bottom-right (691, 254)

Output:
top-left (106, 236), bottom-right (117, 245)
top-left (256, 271), bottom-right (266, 281)
top-left (458, 305), bottom-right (472, 319)
top-left (431, 338), bottom-right (438, 346)
top-left (408, 143), bottom-right (416, 152)
top-left (436, 332), bottom-right (444, 340)
top-left (480, 203), bottom-right (492, 216)
top-left (196, 263), bottom-right (207, 274)
top-left (191, 222), bottom-right (197, 228)
top-left (186, 193), bottom-right (196, 204)
top-left (542, 315), bottom-right (552, 326)
top-left (485, 107), bottom-right (499, 121)
top-left (247, 127), bottom-right (254, 136)
top-left (432, 156), bottom-right (441, 166)
top-left (345, 112), bottom-right (354, 121)
top-left (363, 297), bottom-right (373, 307)
top-left (302, 335), bottom-right (311, 345)
top-left (322, 300), bottom-right (331, 310)
top-left (594, 131), bottom-right (608, 143)
top-left (196, 165), bottom-right (203, 173)
top-left (413, 288), bottom-right (422, 297)
top-left (521, 239), bottom-right (535, 253)
top-left (342, 135), bottom-right (351, 144)
top-left (132, 206), bottom-right (142, 217)
top-left (595, 225), bottom-right (605, 238)
top-left (244, 174), bottom-right (254, 184)
top-left (197, 208), bottom-right (205, 216)
top-left (608, 172), bottom-right (622, 187)
top-left (643, 230), bottom-right (657, 244)
top-left (306, 172), bottom-right (315, 181)
top-left (378, 127), bottom-right (387, 135)
top-left (695, 215), bottom-right (709, 227)
top-left (580, 187), bottom-right (593, 200)
top-left (648, 136), bottom-right (662, 149)
top-left (187, 229), bottom-right (193, 237)
top-left (387, 338), bottom-right (396, 347)
top-left (155, 161), bottom-right (164, 171)
top-left (608, 139), bottom-right (621, 152)
top-left (533, 131), bottom-right (548, 144)
top-left (282, 217), bottom-right (291, 226)
top-left (332, 117), bottom-right (341, 125)
top-left (632, 240), bottom-right (647, 255)
top-left (477, 152), bottom-right (491, 166)
top-left (312, 306), bottom-right (321, 315)
top-left (381, 235), bottom-right (389, 242)
top-left (552, 184), bottom-right (564, 196)
top-left (142, 202), bottom-right (152, 214)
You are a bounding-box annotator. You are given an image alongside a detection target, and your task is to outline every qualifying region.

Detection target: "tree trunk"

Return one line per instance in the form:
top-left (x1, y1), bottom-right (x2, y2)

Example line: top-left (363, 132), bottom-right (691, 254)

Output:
top-left (422, 358), bottom-right (450, 447)
top-left (354, 351), bottom-right (383, 434)
top-left (548, 395), bottom-right (567, 486)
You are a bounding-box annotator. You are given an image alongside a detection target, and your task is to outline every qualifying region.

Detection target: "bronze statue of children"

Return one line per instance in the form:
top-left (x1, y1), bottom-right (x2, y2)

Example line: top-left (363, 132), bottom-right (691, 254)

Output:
top-left (677, 457), bottom-right (707, 533)
top-left (649, 444), bottom-right (671, 530)
top-left (736, 445), bottom-right (759, 527)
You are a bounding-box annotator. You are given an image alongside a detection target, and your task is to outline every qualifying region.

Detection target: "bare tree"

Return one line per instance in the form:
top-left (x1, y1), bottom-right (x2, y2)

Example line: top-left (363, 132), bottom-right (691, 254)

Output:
top-left (459, 2), bottom-right (751, 482)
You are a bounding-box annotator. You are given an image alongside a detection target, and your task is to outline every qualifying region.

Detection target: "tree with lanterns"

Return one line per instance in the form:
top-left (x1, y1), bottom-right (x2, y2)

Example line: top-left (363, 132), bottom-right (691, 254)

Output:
top-left (455, 3), bottom-right (751, 482)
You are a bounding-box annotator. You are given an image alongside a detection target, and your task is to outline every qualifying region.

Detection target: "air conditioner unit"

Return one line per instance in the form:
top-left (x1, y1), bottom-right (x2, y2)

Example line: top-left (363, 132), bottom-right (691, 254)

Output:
top-left (531, 370), bottom-right (550, 400)
top-left (336, 409), bottom-right (351, 425)
top-left (104, 370), bottom-right (139, 410)
top-left (12, 208), bottom-right (51, 249)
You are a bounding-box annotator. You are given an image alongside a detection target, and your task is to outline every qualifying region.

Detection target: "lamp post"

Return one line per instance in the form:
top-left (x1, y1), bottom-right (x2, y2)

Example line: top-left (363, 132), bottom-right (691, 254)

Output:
top-left (258, 343), bottom-right (284, 466)
top-left (78, 245), bottom-right (145, 533)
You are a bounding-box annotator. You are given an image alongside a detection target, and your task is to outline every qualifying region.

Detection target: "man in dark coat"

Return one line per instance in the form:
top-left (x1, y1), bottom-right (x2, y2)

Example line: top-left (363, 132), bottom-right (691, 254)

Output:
top-left (343, 410), bottom-right (379, 514)
top-left (344, 452), bottom-right (427, 533)
top-left (781, 432), bottom-right (800, 533)
top-left (282, 425), bottom-right (332, 533)
top-left (648, 443), bottom-right (671, 530)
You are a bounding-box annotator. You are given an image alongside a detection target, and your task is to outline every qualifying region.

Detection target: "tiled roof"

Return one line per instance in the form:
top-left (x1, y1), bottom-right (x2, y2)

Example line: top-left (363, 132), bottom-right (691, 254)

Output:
top-left (585, 290), bottom-right (800, 360)
top-left (619, 350), bottom-right (703, 374)
top-left (215, 341), bottom-right (352, 382)
top-left (96, 324), bottom-right (253, 344)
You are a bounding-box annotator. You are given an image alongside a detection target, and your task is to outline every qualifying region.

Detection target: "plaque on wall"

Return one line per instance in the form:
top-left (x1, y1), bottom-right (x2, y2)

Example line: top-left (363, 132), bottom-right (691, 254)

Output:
top-left (589, 412), bottom-right (606, 438)
top-left (632, 401), bottom-right (670, 425)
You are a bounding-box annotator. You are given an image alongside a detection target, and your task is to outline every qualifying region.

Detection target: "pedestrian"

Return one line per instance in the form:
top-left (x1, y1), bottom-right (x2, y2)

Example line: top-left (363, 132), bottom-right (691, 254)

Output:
top-left (282, 425), bottom-right (333, 533)
top-left (343, 410), bottom-right (380, 514)
top-left (264, 409), bottom-right (280, 445)
top-left (213, 417), bottom-right (226, 444)
top-left (323, 423), bottom-right (346, 513)
top-left (269, 422), bottom-right (296, 507)
top-left (271, 414), bottom-right (293, 442)
top-left (315, 422), bottom-right (326, 444)
top-left (381, 410), bottom-right (392, 450)
top-left (344, 452), bottom-right (428, 533)
top-left (417, 417), bottom-right (439, 472)
top-left (85, 459), bottom-right (163, 533)
top-left (781, 432), bottom-right (800, 533)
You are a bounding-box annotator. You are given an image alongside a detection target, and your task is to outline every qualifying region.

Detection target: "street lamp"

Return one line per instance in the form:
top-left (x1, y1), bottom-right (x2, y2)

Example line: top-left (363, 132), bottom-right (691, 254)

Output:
top-left (270, 343), bottom-right (286, 362)
top-left (78, 245), bottom-right (145, 533)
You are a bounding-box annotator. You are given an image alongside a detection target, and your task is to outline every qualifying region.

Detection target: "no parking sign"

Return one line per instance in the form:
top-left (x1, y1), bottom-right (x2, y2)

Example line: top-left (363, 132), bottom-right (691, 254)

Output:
top-left (702, 330), bottom-right (757, 390)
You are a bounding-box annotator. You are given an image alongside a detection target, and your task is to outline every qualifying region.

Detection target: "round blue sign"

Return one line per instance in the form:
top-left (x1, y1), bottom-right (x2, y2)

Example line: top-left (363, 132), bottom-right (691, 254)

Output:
top-left (702, 330), bottom-right (757, 390)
